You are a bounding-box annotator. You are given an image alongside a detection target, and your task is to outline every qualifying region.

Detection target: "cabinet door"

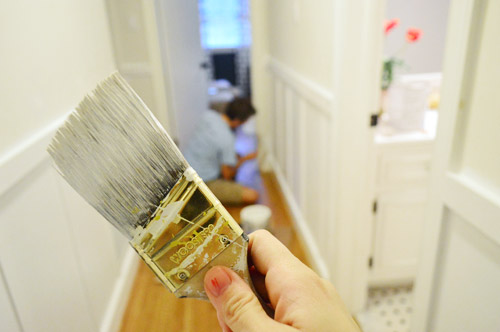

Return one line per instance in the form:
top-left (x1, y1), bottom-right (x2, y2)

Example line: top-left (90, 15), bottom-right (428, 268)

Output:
top-left (376, 146), bottom-right (432, 189)
top-left (371, 189), bottom-right (427, 285)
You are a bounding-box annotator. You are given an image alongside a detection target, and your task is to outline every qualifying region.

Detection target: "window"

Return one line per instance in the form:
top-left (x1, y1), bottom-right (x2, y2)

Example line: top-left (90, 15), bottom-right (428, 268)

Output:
top-left (199, 0), bottom-right (250, 50)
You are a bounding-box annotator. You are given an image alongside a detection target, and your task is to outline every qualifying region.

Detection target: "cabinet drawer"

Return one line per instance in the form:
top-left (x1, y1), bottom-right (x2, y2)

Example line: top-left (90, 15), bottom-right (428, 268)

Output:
top-left (377, 152), bottom-right (431, 188)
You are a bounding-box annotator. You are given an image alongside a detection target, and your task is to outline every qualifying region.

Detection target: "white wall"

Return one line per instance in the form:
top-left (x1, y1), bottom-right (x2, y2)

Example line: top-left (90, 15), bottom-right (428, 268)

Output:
top-left (268, 0), bottom-right (335, 89)
top-left (250, 1), bottom-right (336, 276)
top-left (0, 1), bottom-right (137, 331)
top-left (251, 0), bottom-right (382, 311)
top-left (0, 1), bottom-right (116, 156)
top-left (384, 0), bottom-right (451, 73)
top-left (251, 0), bottom-right (335, 167)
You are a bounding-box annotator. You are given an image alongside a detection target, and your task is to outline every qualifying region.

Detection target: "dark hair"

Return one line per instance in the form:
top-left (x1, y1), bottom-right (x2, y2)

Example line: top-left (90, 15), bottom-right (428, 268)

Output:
top-left (225, 98), bottom-right (256, 122)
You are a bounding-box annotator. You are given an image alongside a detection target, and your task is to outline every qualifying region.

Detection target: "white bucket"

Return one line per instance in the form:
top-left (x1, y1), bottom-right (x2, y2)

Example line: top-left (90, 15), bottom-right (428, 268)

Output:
top-left (240, 204), bottom-right (272, 233)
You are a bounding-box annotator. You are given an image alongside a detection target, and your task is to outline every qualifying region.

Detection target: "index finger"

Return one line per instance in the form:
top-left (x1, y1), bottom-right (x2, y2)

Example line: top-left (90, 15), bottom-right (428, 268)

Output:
top-left (248, 230), bottom-right (303, 275)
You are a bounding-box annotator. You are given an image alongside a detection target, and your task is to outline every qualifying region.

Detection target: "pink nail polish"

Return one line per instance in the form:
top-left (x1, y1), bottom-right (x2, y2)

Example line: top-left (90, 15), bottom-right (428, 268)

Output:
top-left (207, 267), bottom-right (231, 297)
top-left (211, 278), bottom-right (219, 289)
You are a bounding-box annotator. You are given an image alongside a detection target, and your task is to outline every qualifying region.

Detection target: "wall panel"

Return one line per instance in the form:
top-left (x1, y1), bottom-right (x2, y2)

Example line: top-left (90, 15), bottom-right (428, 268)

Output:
top-left (0, 118), bottom-right (138, 332)
top-left (0, 161), bottom-right (95, 332)
top-left (268, 59), bottom-right (334, 277)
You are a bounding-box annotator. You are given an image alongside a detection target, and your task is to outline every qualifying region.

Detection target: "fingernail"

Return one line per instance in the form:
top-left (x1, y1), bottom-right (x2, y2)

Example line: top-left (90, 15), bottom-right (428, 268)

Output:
top-left (206, 267), bottom-right (232, 297)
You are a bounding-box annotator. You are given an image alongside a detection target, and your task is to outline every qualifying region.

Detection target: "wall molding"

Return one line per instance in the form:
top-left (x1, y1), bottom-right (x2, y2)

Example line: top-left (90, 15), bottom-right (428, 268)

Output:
top-left (267, 58), bottom-right (334, 117)
top-left (443, 173), bottom-right (500, 246)
top-left (265, 58), bottom-right (333, 281)
top-left (100, 249), bottom-right (139, 332)
top-left (0, 113), bottom-right (70, 197)
top-left (268, 156), bottom-right (330, 279)
top-left (0, 116), bottom-right (139, 332)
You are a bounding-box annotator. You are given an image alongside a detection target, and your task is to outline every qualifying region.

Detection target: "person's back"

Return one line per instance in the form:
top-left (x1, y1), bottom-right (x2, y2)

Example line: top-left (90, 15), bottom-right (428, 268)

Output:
top-left (183, 99), bottom-right (259, 205)
top-left (184, 109), bottom-right (236, 182)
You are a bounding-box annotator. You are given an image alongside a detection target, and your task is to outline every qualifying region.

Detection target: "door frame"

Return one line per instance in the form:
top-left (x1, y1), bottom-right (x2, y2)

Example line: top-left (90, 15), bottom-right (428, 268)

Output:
top-left (105, 0), bottom-right (174, 134)
top-left (151, 0), bottom-right (210, 146)
top-left (328, 0), bottom-right (386, 311)
top-left (149, 0), bottom-right (180, 140)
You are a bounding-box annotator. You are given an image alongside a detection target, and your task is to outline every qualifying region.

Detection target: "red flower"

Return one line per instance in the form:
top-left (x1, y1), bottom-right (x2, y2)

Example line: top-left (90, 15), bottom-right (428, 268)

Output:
top-left (384, 18), bottom-right (399, 35)
top-left (406, 28), bottom-right (422, 42)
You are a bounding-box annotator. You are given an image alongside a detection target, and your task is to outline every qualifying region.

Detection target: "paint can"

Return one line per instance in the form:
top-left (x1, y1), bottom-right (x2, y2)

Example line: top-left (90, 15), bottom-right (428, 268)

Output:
top-left (240, 204), bottom-right (271, 234)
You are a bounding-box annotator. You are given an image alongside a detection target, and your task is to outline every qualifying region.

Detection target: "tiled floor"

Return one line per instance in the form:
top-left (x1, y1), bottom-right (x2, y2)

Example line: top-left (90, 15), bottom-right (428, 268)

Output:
top-left (356, 286), bottom-right (413, 332)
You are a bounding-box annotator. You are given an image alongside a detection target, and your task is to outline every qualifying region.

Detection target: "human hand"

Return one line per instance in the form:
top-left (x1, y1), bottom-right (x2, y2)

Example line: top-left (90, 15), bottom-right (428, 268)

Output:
top-left (204, 230), bottom-right (361, 332)
top-left (236, 151), bottom-right (258, 168)
top-left (243, 151), bottom-right (257, 161)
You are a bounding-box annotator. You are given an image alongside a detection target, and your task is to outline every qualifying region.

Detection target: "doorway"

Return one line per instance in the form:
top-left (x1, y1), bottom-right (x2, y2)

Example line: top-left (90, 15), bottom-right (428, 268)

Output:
top-left (357, 0), bottom-right (451, 330)
top-left (199, 0), bottom-right (252, 103)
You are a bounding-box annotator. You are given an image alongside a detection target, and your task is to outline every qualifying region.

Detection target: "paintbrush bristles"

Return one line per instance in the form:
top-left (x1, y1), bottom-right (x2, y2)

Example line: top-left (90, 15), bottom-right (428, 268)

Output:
top-left (48, 73), bottom-right (188, 238)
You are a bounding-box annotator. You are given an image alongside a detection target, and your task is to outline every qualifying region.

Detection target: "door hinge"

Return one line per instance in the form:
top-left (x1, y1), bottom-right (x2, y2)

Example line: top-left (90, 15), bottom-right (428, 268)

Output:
top-left (372, 200), bottom-right (378, 214)
top-left (370, 113), bottom-right (379, 127)
top-left (368, 256), bottom-right (373, 268)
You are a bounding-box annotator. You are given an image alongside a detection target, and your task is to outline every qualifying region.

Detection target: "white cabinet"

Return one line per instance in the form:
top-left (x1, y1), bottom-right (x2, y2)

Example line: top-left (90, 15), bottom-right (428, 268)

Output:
top-left (369, 113), bottom-right (437, 286)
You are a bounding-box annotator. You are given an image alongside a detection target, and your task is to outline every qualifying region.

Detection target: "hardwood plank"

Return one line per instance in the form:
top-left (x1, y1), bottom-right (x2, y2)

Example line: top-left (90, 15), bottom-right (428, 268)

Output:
top-left (119, 172), bottom-right (309, 331)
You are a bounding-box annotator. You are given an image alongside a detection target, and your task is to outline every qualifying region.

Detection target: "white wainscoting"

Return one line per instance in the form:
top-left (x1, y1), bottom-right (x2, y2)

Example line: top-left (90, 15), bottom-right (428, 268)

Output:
top-left (0, 115), bottom-right (138, 332)
top-left (267, 59), bottom-right (335, 279)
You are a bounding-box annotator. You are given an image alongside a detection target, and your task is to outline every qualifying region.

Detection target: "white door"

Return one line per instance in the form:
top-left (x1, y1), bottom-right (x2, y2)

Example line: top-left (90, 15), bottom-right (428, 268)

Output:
top-left (413, 0), bottom-right (500, 330)
top-left (106, 0), bottom-right (173, 132)
top-left (106, 0), bottom-right (209, 146)
top-left (155, 0), bottom-right (210, 148)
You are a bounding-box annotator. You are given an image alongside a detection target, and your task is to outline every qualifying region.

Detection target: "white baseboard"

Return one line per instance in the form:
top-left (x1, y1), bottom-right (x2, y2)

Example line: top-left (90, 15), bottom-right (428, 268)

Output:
top-left (100, 248), bottom-right (140, 332)
top-left (268, 156), bottom-right (330, 279)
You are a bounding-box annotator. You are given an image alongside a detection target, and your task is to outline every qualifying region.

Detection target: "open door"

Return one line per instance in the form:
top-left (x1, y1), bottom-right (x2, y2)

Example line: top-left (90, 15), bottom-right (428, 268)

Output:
top-left (106, 0), bottom-right (210, 146)
top-left (413, 0), bottom-right (500, 330)
top-left (154, 0), bottom-right (210, 148)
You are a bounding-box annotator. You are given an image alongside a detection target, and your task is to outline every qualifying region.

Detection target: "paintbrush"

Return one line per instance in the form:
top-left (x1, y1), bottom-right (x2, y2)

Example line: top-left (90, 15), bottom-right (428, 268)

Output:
top-left (48, 73), bottom-right (251, 299)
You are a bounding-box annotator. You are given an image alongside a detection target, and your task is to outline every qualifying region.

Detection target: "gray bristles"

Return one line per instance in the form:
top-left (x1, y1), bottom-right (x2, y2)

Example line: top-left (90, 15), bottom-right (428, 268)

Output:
top-left (48, 72), bottom-right (188, 238)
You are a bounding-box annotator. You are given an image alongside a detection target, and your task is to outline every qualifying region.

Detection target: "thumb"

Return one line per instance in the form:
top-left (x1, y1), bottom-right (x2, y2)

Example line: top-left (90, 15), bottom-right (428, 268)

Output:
top-left (204, 266), bottom-right (272, 332)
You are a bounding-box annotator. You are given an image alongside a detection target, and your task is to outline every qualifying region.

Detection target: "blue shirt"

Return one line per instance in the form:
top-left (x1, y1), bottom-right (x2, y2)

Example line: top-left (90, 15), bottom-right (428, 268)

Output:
top-left (183, 110), bottom-right (237, 181)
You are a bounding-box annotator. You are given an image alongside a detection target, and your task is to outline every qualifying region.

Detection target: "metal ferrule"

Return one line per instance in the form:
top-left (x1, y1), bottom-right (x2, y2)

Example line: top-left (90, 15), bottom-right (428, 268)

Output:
top-left (129, 167), bottom-right (246, 299)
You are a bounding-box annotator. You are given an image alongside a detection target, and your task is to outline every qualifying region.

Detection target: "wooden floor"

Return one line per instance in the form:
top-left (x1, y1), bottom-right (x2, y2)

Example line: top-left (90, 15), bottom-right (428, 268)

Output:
top-left (119, 172), bottom-right (309, 332)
